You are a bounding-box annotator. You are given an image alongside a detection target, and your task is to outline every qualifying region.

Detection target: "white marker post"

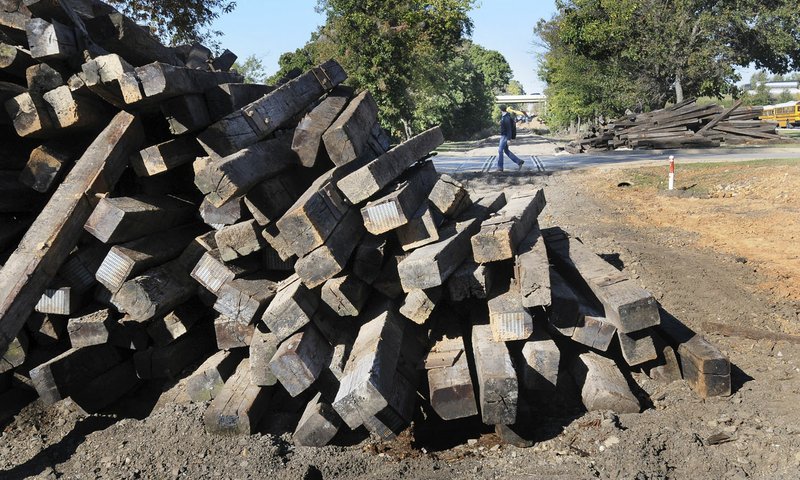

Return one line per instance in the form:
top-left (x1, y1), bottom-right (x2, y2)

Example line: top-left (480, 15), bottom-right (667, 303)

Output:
top-left (668, 155), bottom-right (675, 190)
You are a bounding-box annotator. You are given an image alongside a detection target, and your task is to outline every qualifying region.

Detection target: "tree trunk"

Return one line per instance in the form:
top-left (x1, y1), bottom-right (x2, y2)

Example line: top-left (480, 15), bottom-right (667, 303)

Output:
top-left (674, 71), bottom-right (684, 104)
top-left (400, 118), bottom-right (413, 141)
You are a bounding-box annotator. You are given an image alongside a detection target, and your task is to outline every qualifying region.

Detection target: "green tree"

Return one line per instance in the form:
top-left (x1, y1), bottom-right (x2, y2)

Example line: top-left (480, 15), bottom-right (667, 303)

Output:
top-left (231, 55), bottom-right (267, 84)
top-left (410, 44), bottom-right (494, 140)
top-left (315, 0), bottom-right (476, 139)
top-left (505, 79), bottom-right (525, 95)
top-left (267, 45), bottom-right (319, 85)
top-left (465, 42), bottom-right (512, 94)
top-left (536, 0), bottom-right (800, 129)
top-left (108, 0), bottom-right (236, 46)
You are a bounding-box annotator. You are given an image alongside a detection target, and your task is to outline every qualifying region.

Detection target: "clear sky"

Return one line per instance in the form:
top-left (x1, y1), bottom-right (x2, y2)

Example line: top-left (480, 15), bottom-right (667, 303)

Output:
top-left (211, 0), bottom-right (556, 93)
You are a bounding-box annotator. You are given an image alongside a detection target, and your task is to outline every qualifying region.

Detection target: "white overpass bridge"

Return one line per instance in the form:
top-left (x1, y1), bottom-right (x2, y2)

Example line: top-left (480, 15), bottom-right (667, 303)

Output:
top-left (495, 94), bottom-right (547, 105)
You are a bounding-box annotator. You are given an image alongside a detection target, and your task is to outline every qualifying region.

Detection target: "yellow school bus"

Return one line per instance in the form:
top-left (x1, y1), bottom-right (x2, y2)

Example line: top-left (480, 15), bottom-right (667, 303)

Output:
top-left (760, 101), bottom-right (800, 128)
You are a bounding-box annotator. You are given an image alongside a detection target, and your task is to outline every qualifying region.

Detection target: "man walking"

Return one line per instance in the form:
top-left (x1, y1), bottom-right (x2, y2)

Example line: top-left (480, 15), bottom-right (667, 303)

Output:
top-left (497, 105), bottom-right (524, 171)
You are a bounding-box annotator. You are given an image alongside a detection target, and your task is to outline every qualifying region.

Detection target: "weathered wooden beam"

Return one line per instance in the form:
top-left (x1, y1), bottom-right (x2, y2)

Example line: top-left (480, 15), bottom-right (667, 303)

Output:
top-left (80, 53), bottom-right (143, 107)
top-left (146, 300), bottom-right (209, 347)
top-left (190, 248), bottom-right (261, 295)
top-left (199, 196), bottom-right (244, 229)
top-left (204, 82), bottom-right (274, 122)
top-left (399, 287), bottom-right (440, 325)
top-left (471, 323), bottom-right (518, 425)
top-left (211, 49), bottom-right (236, 71)
top-left (134, 61), bottom-right (242, 104)
top-left (57, 241), bottom-right (108, 295)
top-left (570, 352), bottom-right (640, 414)
top-left (658, 313), bottom-right (730, 398)
top-left (25, 312), bottom-right (66, 345)
top-left (95, 223), bottom-right (205, 292)
top-left (398, 192), bottom-right (506, 292)
top-left (213, 274), bottom-right (277, 325)
top-left (515, 223), bottom-right (550, 308)
top-left (19, 141), bottom-right (79, 193)
top-left (351, 234), bottom-right (386, 285)
top-left (160, 93), bottom-right (211, 135)
top-left (270, 325), bottom-right (332, 397)
top-left (214, 219), bottom-right (265, 262)
top-left (471, 189), bottom-right (546, 263)
top-left (0, 10), bottom-right (28, 46)
top-left (6, 91), bottom-right (55, 138)
top-left (84, 194), bottom-right (196, 244)
top-left (0, 42), bottom-right (35, 78)
top-left (428, 174), bottom-right (471, 218)
top-left (293, 391), bottom-right (342, 447)
top-left (42, 84), bottom-right (110, 132)
top-left (547, 268), bottom-right (580, 337)
top-left (292, 85), bottom-right (352, 167)
top-left (0, 111), bottom-right (143, 353)
top-left (249, 326), bottom-right (278, 386)
top-left (488, 280), bottom-right (532, 342)
top-left (213, 314), bottom-right (255, 349)
top-left (204, 359), bottom-right (272, 435)
top-left (332, 306), bottom-right (405, 429)
top-left (34, 278), bottom-right (83, 315)
top-left (25, 17), bottom-right (76, 61)
top-left (198, 60), bottom-right (346, 157)
top-left (321, 90), bottom-right (378, 166)
top-left (29, 344), bottom-right (122, 405)
top-left (133, 324), bottom-right (215, 379)
top-left (361, 161), bottom-right (438, 234)
top-left (261, 273), bottom-right (319, 342)
top-left (275, 162), bottom-right (359, 258)
top-left (321, 274), bottom-right (369, 317)
top-left (618, 329), bottom-right (658, 366)
top-left (337, 126), bottom-right (444, 204)
top-left (295, 208), bottom-right (365, 288)
top-left (543, 227), bottom-right (660, 334)
top-left (67, 307), bottom-right (147, 349)
top-left (85, 12), bottom-right (183, 67)
top-left (446, 261), bottom-right (491, 302)
top-left (196, 135), bottom-right (298, 208)
top-left (425, 321), bottom-right (477, 421)
top-left (25, 61), bottom-right (62, 94)
top-left (517, 329), bottom-right (559, 392)
top-left (571, 309), bottom-right (617, 352)
top-left (111, 241), bottom-right (205, 323)
top-left (0, 330), bottom-right (27, 373)
top-left (363, 368), bottom-right (417, 440)
top-left (396, 203), bottom-right (441, 251)
top-left (244, 172), bottom-right (304, 227)
top-left (186, 349), bottom-right (245, 403)
top-left (650, 340), bottom-right (684, 385)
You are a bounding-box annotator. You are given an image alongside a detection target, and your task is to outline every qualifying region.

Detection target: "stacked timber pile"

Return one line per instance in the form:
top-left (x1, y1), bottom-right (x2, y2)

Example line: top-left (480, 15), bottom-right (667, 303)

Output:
top-left (0, 0), bottom-right (731, 447)
top-left (566, 98), bottom-right (780, 153)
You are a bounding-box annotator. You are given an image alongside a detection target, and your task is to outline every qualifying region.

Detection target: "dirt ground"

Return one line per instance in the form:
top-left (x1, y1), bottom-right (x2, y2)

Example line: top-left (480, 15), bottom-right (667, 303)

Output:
top-left (2, 159), bottom-right (800, 479)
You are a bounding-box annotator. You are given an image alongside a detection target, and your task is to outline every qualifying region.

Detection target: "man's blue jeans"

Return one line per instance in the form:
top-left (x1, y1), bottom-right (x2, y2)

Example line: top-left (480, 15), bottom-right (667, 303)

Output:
top-left (498, 135), bottom-right (523, 171)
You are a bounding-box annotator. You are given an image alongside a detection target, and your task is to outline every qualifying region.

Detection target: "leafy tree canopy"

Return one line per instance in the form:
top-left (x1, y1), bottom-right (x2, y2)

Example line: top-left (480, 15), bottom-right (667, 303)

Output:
top-left (536, 0), bottom-right (800, 128)
top-left (231, 55), bottom-right (267, 84)
top-left (108, 0), bottom-right (236, 46)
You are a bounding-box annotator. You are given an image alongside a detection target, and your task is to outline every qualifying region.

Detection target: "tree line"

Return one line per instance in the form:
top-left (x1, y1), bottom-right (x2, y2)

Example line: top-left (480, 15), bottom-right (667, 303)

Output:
top-left (112, 0), bottom-right (522, 141)
top-left (536, 0), bottom-right (800, 129)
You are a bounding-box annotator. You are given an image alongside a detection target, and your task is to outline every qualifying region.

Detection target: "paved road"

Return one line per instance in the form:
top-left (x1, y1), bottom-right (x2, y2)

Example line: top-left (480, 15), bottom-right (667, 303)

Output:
top-left (432, 145), bottom-right (800, 174)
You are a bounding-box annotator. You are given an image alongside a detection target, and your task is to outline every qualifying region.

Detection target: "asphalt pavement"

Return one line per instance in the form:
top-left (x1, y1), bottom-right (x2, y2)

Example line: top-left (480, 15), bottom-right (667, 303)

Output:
top-left (432, 144), bottom-right (800, 174)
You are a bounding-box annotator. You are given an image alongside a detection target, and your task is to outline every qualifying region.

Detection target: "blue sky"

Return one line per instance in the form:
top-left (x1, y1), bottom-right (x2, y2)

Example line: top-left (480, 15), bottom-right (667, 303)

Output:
top-left (211, 0), bottom-right (556, 93)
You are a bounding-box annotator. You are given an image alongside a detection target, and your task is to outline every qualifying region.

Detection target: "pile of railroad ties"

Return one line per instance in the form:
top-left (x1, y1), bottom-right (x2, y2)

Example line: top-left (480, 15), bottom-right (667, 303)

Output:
top-left (0, 0), bottom-right (731, 447)
top-left (565, 98), bottom-right (781, 153)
